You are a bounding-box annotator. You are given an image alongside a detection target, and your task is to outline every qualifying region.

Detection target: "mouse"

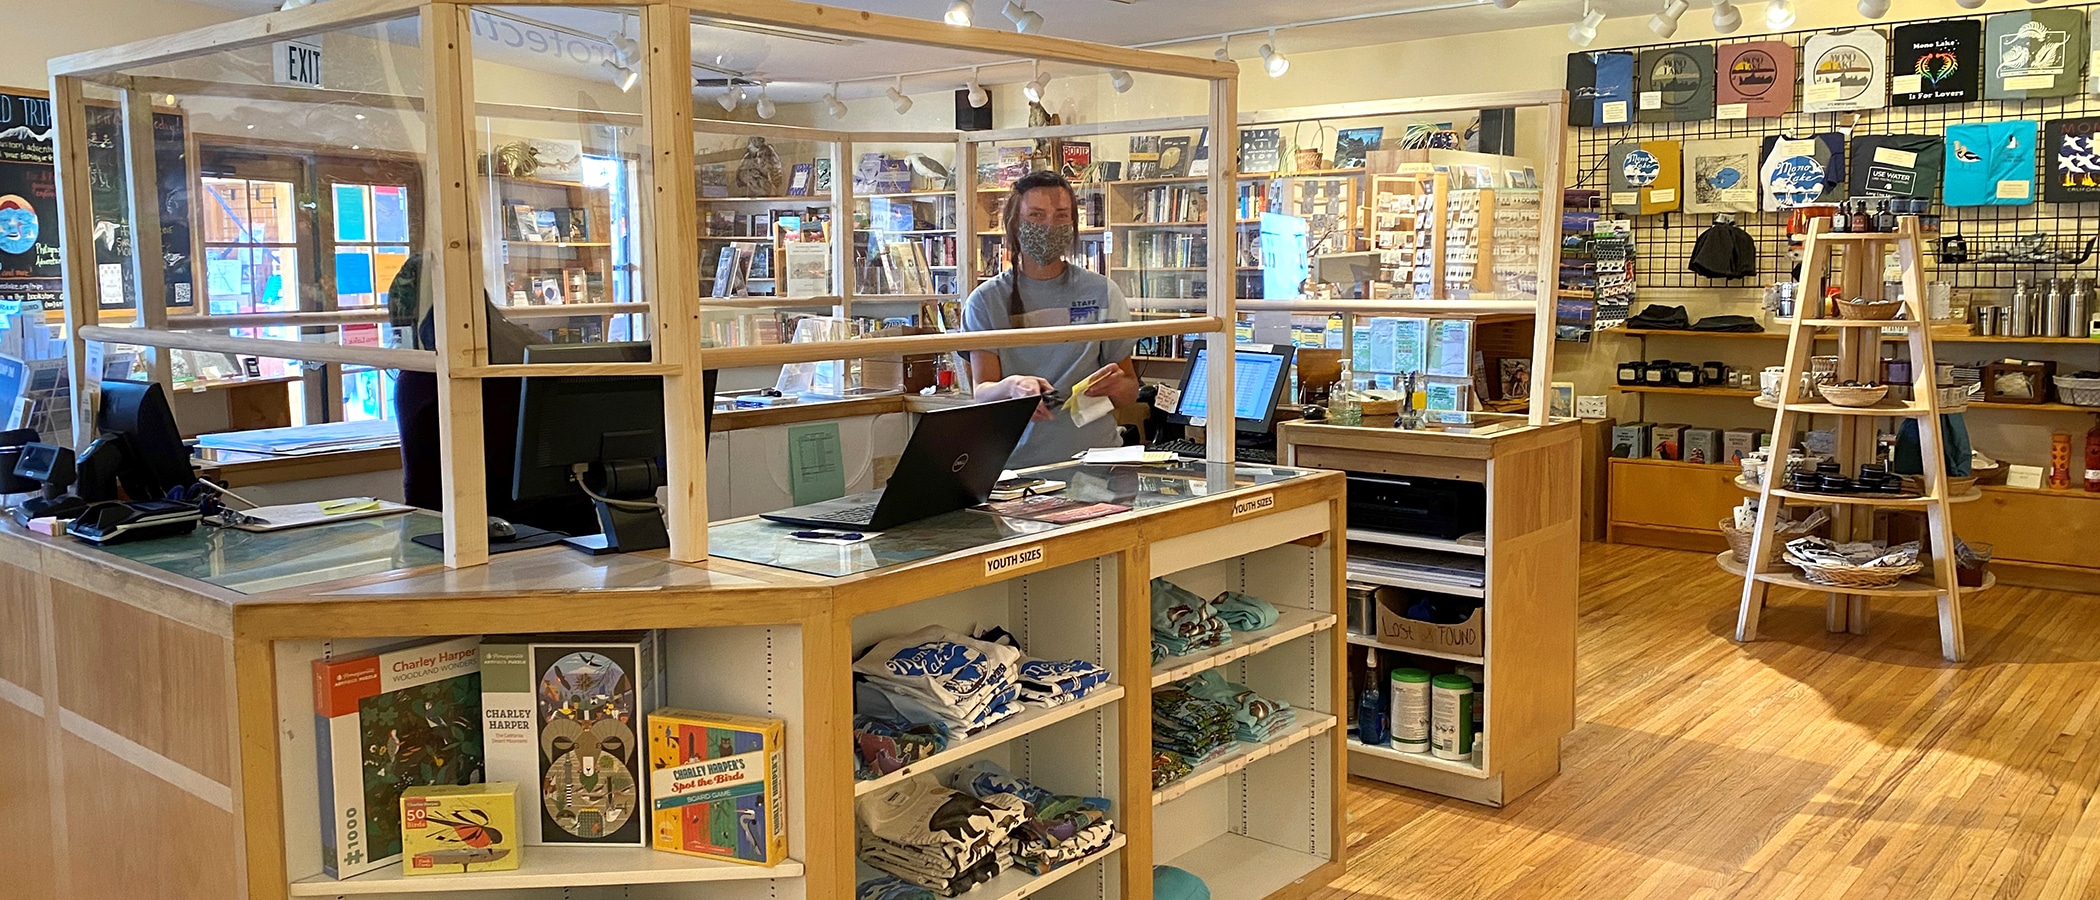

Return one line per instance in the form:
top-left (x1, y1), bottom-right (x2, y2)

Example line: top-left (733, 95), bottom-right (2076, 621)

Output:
top-left (488, 516), bottom-right (517, 542)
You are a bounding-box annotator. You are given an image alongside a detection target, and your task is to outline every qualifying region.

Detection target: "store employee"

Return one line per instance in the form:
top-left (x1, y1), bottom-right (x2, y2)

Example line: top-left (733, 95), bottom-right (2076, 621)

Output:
top-left (963, 171), bottom-right (1138, 468)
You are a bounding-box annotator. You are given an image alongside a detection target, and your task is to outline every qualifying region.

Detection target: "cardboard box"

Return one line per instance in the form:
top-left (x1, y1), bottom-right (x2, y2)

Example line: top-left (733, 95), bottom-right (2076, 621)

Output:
top-left (482, 632), bottom-right (662, 847)
top-left (1682, 427), bottom-right (1722, 465)
top-left (402, 783), bottom-right (521, 875)
top-left (1650, 423), bottom-right (1687, 461)
top-left (1610, 422), bottom-right (1651, 459)
top-left (1376, 594), bottom-right (1484, 658)
top-left (1723, 428), bottom-right (1766, 463)
top-left (647, 709), bottom-right (789, 866)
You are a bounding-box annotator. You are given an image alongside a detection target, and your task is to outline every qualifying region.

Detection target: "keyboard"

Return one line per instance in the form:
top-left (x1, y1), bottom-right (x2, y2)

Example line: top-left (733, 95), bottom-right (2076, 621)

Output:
top-left (818, 502), bottom-right (881, 525)
top-left (1148, 439), bottom-right (1277, 465)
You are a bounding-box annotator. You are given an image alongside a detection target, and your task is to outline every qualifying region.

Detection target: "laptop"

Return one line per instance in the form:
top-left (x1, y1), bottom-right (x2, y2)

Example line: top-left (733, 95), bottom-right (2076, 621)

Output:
top-left (760, 394), bottom-right (1041, 531)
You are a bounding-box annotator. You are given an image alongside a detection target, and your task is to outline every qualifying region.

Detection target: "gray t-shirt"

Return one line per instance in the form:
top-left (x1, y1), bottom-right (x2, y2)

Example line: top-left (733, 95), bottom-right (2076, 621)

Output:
top-left (962, 266), bottom-right (1135, 468)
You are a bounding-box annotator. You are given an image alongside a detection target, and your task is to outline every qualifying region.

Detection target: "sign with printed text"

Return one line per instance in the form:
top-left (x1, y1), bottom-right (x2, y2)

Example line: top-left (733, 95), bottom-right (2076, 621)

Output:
top-left (273, 39), bottom-right (323, 88)
top-left (1231, 492), bottom-right (1275, 518)
top-left (984, 544), bottom-right (1046, 577)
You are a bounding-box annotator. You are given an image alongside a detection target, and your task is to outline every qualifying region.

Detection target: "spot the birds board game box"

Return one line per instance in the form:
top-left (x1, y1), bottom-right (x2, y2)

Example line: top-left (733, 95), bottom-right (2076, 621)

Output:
top-left (402, 782), bottom-right (521, 875)
top-left (481, 632), bottom-right (662, 847)
top-left (313, 636), bottom-right (485, 879)
top-left (647, 708), bottom-right (788, 865)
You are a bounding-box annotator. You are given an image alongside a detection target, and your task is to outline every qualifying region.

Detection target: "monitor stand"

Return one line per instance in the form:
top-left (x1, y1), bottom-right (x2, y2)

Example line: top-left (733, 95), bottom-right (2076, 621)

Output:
top-left (563, 498), bottom-right (670, 556)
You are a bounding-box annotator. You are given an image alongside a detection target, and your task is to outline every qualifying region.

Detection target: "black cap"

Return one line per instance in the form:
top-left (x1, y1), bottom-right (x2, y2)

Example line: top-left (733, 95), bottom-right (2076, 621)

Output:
top-left (1689, 220), bottom-right (1758, 280)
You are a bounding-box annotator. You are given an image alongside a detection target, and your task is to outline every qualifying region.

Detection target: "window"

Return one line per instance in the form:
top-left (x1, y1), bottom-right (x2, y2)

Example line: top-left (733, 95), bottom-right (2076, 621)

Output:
top-left (201, 176), bottom-right (300, 325)
top-left (331, 181), bottom-right (414, 421)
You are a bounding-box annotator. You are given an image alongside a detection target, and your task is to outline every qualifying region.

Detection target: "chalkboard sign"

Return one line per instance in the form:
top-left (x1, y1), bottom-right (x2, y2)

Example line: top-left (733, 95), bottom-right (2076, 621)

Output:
top-left (0, 90), bottom-right (61, 314)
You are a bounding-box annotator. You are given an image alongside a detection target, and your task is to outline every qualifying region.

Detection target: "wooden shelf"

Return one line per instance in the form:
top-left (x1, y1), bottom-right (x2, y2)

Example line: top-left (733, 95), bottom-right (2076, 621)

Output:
top-left (1153, 713), bottom-right (1337, 805)
top-left (1806, 231), bottom-right (1916, 242)
top-left (1344, 631), bottom-right (1485, 665)
top-left (1615, 328), bottom-right (1784, 340)
top-left (1133, 355), bottom-right (1187, 364)
top-left (851, 686), bottom-right (1123, 798)
top-left (1345, 737), bottom-right (1485, 777)
top-left (504, 241), bottom-right (613, 250)
top-left (1732, 475), bottom-right (1983, 504)
top-left (288, 849), bottom-right (804, 896)
top-left (1613, 385), bottom-right (1759, 398)
top-left (1968, 400), bottom-right (2100, 412)
top-left (1149, 607), bottom-right (1335, 687)
top-left (859, 190), bottom-right (955, 200)
top-left (1981, 482), bottom-right (2100, 500)
top-left (1346, 528), bottom-right (1486, 557)
top-left (1796, 317), bottom-right (1919, 329)
top-left (699, 195), bottom-right (832, 203)
top-left (1757, 397), bottom-right (1960, 417)
top-left (1344, 567), bottom-right (1485, 599)
top-left (176, 374), bottom-right (302, 393)
top-left (1940, 334), bottom-right (2100, 344)
top-left (1159, 833), bottom-right (1329, 900)
top-left (851, 834), bottom-right (1124, 900)
top-left (1716, 551), bottom-right (1995, 597)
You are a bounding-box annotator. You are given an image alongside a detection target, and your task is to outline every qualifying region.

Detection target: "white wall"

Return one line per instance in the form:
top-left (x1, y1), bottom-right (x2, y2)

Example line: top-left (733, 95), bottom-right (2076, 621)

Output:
top-left (4, 0), bottom-right (240, 92)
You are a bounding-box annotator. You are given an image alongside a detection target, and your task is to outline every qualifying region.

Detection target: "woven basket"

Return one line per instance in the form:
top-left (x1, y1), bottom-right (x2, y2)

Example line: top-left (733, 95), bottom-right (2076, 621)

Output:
top-left (2054, 375), bottom-right (2100, 408)
top-left (1720, 518), bottom-right (1822, 566)
top-left (1785, 554), bottom-right (1924, 589)
top-left (1835, 297), bottom-right (1905, 321)
top-left (1818, 383), bottom-right (1890, 407)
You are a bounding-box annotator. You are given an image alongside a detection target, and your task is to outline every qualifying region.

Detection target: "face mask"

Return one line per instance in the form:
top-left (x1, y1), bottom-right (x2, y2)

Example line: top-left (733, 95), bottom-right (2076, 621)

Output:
top-left (1016, 222), bottom-right (1076, 265)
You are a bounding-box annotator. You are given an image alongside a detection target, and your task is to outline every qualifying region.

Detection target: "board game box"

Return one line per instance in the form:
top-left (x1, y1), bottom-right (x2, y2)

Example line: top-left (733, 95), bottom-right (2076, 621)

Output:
top-left (313, 636), bottom-right (484, 879)
top-left (481, 632), bottom-right (661, 847)
top-left (647, 708), bottom-right (788, 866)
top-left (402, 782), bottom-right (521, 875)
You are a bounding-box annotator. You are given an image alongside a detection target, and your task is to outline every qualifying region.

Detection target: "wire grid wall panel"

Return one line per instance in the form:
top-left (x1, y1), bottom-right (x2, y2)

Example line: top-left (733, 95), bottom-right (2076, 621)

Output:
top-left (1571, 6), bottom-right (2100, 294)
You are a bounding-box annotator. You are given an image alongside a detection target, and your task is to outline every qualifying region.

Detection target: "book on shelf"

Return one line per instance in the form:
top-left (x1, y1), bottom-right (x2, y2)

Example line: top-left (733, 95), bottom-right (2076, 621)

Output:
top-left (562, 267), bottom-right (588, 303)
top-left (751, 243), bottom-right (774, 279)
top-left (700, 163), bottom-right (730, 198)
top-left (313, 636), bottom-right (484, 879)
top-left (1189, 127), bottom-right (1211, 177)
top-left (813, 158), bottom-right (833, 193)
top-left (1239, 127), bottom-right (1283, 174)
top-left (1134, 184), bottom-right (1208, 224)
top-left (787, 163), bottom-right (813, 196)
top-left (1059, 141), bottom-right (1092, 181)
top-left (710, 246), bottom-right (739, 298)
top-left (1158, 135), bottom-right (1194, 178)
top-left (1127, 135), bottom-right (1162, 179)
top-left (784, 242), bottom-right (831, 297)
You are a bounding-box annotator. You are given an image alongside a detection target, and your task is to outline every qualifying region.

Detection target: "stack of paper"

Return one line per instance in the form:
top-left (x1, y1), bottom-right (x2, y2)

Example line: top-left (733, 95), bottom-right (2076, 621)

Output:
top-left (195, 419), bottom-right (400, 456)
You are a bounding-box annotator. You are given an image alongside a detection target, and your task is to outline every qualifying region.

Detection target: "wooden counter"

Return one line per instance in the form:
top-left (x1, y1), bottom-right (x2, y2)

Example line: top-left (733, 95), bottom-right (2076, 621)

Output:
top-left (1, 462), bottom-right (1346, 900)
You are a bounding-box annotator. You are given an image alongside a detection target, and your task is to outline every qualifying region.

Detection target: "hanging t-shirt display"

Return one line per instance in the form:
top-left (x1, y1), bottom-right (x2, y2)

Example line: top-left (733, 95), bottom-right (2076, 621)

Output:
top-left (1891, 20), bottom-right (1982, 106)
top-left (1944, 120), bottom-right (2038, 207)
top-left (1607, 139), bottom-right (1681, 215)
top-left (1638, 45), bottom-right (1716, 123)
top-left (1985, 9), bottom-right (2086, 100)
top-left (1760, 133), bottom-right (1846, 209)
top-left (1593, 51), bottom-right (1636, 126)
top-left (1683, 138), bottom-right (1762, 214)
top-left (1717, 41), bottom-right (1795, 119)
top-left (1803, 29), bottom-right (1889, 113)
top-left (1567, 53), bottom-right (1597, 127)
top-left (1850, 135), bottom-right (1945, 199)
top-left (2044, 118), bottom-right (2100, 203)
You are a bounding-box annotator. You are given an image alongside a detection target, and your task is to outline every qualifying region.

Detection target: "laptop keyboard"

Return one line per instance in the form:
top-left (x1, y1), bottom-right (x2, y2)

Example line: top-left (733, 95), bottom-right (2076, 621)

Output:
top-left (824, 503), bottom-right (881, 525)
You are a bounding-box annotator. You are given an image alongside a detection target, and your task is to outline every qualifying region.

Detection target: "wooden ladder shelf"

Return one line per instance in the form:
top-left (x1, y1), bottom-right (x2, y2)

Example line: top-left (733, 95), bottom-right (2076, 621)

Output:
top-left (1728, 216), bottom-right (1981, 662)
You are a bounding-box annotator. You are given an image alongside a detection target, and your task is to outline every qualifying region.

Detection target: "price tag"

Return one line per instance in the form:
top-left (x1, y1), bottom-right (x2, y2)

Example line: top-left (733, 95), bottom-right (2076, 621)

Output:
top-left (1997, 180), bottom-right (2032, 200)
top-left (1804, 82), bottom-right (1842, 104)
top-left (2005, 74), bottom-right (2055, 91)
top-left (1873, 147), bottom-right (1918, 168)
top-left (1601, 101), bottom-right (1629, 124)
top-left (1716, 103), bottom-right (1749, 120)
top-left (1649, 188), bottom-right (1677, 205)
top-left (1892, 74), bottom-right (1923, 94)
top-left (1638, 91), bottom-right (1663, 110)
top-left (1610, 191), bottom-right (1639, 207)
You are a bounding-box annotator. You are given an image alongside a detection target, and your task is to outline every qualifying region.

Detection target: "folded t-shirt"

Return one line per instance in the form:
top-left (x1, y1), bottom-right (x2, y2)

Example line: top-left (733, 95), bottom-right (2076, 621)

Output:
top-left (1851, 134), bottom-right (1945, 199)
top-left (1944, 121), bottom-right (2038, 206)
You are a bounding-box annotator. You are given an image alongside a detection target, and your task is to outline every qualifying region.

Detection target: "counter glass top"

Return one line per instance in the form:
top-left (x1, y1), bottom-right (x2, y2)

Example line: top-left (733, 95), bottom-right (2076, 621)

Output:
top-left (91, 510), bottom-right (447, 594)
top-left (708, 460), bottom-right (1311, 577)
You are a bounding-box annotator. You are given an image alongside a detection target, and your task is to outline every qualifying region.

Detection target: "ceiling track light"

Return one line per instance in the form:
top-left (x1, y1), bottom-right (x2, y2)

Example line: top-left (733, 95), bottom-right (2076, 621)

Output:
top-left (717, 81), bottom-right (742, 113)
top-left (967, 67), bottom-right (989, 108)
top-left (1001, 1), bottom-right (1043, 34)
top-left (1259, 29), bottom-right (1290, 78)
top-left (1214, 35), bottom-right (1231, 61)
top-left (1649, 0), bottom-right (1688, 39)
top-left (825, 83), bottom-right (847, 119)
top-left (889, 77), bottom-right (913, 114)
top-left (944, 0), bottom-right (973, 26)
top-left (1711, 0), bottom-right (1742, 34)
top-left (1766, 0), bottom-right (1796, 29)
top-left (755, 80), bottom-right (776, 119)
top-left (1493, 0), bottom-right (1519, 8)
top-left (1023, 60), bottom-right (1046, 104)
top-left (604, 60), bottom-right (639, 93)
top-left (603, 13), bottom-right (640, 92)
top-left (1569, 1), bottom-right (1604, 47)
top-left (1857, 0), bottom-right (1890, 18)
top-left (1110, 69), bottom-right (1134, 93)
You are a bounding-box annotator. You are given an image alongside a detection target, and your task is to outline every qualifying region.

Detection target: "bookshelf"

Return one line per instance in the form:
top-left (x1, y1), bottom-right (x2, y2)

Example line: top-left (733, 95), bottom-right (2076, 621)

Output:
top-left (492, 167), bottom-right (645, 343)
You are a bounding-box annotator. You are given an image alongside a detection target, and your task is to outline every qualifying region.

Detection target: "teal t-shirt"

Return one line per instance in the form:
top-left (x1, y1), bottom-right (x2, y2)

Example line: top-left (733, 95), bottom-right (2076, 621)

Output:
top-left (962, 266), bottom-right (1135, 468)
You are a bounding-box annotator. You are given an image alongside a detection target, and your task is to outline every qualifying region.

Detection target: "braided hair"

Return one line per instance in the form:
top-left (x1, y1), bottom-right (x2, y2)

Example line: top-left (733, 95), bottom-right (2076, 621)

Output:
top-left (1000, 170), bottom-right (1078, 326)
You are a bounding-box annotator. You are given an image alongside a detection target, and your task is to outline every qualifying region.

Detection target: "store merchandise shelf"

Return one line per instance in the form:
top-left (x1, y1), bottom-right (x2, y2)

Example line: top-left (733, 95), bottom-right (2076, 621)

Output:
top-left (1345, 737), bottom-right (1486, 778)
top-left (1150, 607), bottom-right (1336, 687)
top-left (1613, 385), bottom-right (1760, 398)
top-left (1616, 327), bottom-right (1785, 340)
top-left (1968, 400), bottom-right (2100, 412)
top-left (1756, 397), bottom-right (1963, 417)
top-left (1732, 476), bottom-right (1983, 504)
top-left (1807, 231), bottom-right (1917, 242)
top-left (1154, 713), bottom-right (1338, 805)
top-left (852, 686), bottom-right (1126, 797)
top-left (1344, 631), bottom-right (1485, 665)
top-left (1159, 833), bottom-right (1328, 900)
top-left (1344, 568), bottom-right (1486, 599)
top-left (1795, 317), bottom-right (1921, 329)
top-left (1345, 528), bottom-right (1486, 556)
top-left (1715, 551), bottom-right (1996, 597)
top-left (288, 849), bottom-right (805, 896)
top-left (855, 834), bottom-right (1124, 900)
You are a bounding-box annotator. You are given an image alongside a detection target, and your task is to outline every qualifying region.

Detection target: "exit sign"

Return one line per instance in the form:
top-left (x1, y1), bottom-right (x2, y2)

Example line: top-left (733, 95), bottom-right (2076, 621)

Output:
top-left (272, 39), bottom-right (322, 88)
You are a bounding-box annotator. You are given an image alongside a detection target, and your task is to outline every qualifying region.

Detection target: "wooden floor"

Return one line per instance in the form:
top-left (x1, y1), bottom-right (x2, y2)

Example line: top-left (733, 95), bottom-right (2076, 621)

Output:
top-left (1316, 542), bottom-right (2100, 900)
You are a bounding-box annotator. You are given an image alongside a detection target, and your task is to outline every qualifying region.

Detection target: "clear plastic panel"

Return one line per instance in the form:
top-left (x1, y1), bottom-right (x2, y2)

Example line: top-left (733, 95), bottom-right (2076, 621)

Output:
top-left (471, 5), bottom-right (652, 361)
top-left (693, 126), bottom-right (840, 349)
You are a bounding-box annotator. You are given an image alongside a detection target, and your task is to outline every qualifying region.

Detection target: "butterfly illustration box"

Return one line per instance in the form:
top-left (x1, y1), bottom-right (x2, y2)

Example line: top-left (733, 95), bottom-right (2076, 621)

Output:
top-left (402, 783), bottom-right (521, 875)
top-left (647, 708), bottom-right (788, 865)
top-left (481, 632), bottom-right (663, 848)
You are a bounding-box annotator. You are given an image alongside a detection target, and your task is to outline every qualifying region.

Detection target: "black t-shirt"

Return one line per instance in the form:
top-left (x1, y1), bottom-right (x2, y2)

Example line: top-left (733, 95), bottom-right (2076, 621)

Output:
top-left (1567, 53), bottom-right (1597, 127)
top-left (1638, 46), bottom-right (1716, 123)
top-left (2044, 118), bottom-right (2100, 203)
top-left (1851, 135), bottom-right (1946, 199)
top-left (1892, 20), bottom-right (1981, 106)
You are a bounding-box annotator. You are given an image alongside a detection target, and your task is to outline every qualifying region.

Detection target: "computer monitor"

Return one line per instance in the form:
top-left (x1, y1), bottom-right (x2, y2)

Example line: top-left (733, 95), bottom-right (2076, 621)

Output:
top-left (82, 381), bottom-right (195, 501)
top-left (513, 342), bottom-right (716, 554)
top-left (1165, 341), bottom-right (1296, 434)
